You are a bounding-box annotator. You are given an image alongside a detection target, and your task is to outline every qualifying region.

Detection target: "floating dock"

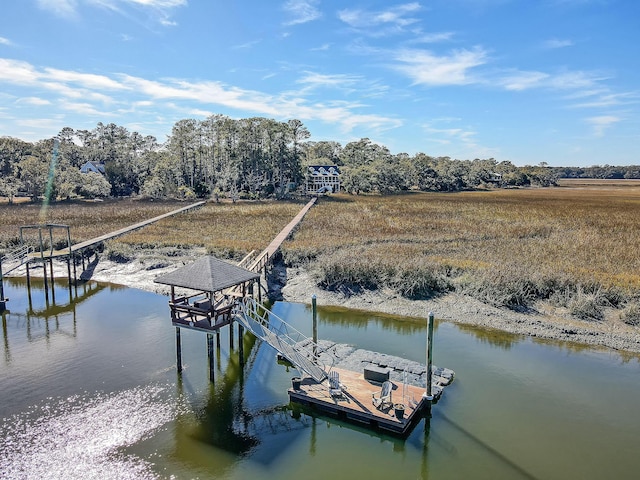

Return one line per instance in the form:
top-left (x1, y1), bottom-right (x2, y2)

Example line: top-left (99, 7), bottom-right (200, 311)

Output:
top-left (289, 366), bottom-right (430, 435)
top-left (285, 341), bottom-right (455, 435)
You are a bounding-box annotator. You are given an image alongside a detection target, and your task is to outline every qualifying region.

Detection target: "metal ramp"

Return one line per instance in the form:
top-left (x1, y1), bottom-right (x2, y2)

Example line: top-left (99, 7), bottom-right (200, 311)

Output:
top-left (233, 297), bottom-right (328, 382)
top-left (0, 245), bottom-right (33, 275)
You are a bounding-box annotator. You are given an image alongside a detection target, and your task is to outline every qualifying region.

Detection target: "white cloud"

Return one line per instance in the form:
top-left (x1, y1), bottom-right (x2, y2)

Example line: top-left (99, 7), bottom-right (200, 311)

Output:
top-left (500, 70), bottom-right (550, 91)
top-left (297, 71), bottom-right (362, 89)
top-left (393, 47), bottom-right (488, 86)
top-left (410, 32), bottom-right (455, 44)
top-left (585, 115), bottom-right (620, 137)
top-left (338, 3), bottom-right (421, 30)
top-left (574, 92), bottom-right (639, 108)
top-left (543, 38), bottom-right (574, 49)
top-left (17, 96), bottom-right (52, 106)
top-left (283, 0), bottom-right (322, 26)
top-left (311, 43), bottom-right (331, 51)
top-left (0, 36), bottom-right (13, 46)
top-left (37, 0), bottom-right (79, 18)
top-left (38, 0), bottom-right (186, 25)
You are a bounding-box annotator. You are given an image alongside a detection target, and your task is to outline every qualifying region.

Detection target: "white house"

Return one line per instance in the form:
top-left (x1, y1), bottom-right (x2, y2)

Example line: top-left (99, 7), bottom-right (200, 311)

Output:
top-left (306, 165), bottom-right (341, 194)
top-left (80, 161), bottom-right (106, 175)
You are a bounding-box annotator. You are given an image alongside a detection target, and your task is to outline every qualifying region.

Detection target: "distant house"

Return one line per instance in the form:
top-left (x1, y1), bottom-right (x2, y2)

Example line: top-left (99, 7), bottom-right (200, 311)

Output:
top-left (80, 161), bottom-right (106, 175)
top-left (489, 172), bottom-right (503, 183)
top-left (306, 165), bottom-right (341, 195)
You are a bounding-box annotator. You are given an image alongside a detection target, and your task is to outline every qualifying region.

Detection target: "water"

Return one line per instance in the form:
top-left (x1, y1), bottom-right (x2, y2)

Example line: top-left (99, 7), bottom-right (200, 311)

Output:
top-left (1, 277), bottom-right (639, 479)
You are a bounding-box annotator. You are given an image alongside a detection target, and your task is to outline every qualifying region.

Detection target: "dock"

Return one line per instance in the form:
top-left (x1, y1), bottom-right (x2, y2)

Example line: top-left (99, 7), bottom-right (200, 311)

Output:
top-left (289, 367), bottom-right (429, 435)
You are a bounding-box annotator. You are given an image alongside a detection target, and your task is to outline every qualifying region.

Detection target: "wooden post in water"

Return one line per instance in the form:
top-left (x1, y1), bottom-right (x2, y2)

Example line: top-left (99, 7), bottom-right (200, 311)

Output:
top-left (425, 312), bottom-right (434, 400)
top-left (312, 294), bottom-right (318, 358)
top-left (49, 258), bottom-right (56, 304)
top-left (39, 229), bottom-right (49, 304)
top-left (0, 260), bottom-right (6, 312)
top-left (238, 324), bottom-right (244, 365)
top-left (207, 333), bottom-right (215, 382)
top-left (175, 327), bottom-right (182, 373)
top-left (229, 320), bottom-right (235, 350)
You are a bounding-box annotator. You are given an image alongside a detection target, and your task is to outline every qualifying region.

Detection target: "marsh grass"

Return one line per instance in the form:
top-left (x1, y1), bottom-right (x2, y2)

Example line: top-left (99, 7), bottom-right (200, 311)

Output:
top-left (2, 183), bottom-right (640, 320)
top-left (284, 182), bottom-right (640, 314)
top-left (0, 198), bottom-right (305, 262)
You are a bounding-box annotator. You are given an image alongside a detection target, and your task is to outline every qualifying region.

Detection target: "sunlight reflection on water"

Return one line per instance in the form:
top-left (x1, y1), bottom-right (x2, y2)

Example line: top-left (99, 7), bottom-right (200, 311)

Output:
top-left (0, 384), bottom-right (180, 480)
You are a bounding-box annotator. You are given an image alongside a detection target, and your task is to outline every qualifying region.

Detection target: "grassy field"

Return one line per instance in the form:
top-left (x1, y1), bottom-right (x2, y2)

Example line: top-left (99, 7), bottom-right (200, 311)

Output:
top-left (284, 180), bottom-right (640, 323)
top-left (2, 181), bottom-right (639, 324)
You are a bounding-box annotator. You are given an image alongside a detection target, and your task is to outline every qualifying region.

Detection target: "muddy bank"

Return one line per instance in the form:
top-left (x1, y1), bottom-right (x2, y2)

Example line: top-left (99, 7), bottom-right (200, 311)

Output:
top-left (10, 251), bottom-right (640, 355)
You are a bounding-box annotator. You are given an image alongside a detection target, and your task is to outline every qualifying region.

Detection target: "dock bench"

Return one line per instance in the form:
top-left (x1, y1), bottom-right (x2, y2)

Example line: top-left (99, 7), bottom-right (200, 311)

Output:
top-left (364, 365), bottom-right (390, 383)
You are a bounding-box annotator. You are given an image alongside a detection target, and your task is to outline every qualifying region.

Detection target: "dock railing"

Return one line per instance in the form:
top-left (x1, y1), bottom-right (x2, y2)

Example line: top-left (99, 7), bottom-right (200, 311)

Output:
top-left (0, 245), bottom-right (33, 274)
top-left (233, 296), bottom-right (328, 382)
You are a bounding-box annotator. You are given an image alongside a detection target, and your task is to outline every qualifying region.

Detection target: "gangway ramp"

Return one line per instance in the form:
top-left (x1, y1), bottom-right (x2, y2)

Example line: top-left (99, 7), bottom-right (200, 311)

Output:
top-left (233, 297), bottom-right (328, 383)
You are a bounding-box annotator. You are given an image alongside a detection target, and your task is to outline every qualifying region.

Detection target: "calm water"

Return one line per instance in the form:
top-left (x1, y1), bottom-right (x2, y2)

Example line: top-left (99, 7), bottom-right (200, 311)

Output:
top-left (1, 277), bottom-right (639, 479)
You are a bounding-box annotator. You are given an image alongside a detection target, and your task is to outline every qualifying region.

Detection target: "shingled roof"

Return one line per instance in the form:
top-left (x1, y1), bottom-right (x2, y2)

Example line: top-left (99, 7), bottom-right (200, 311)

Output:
top-left (154, 256), bottom-right (260, 292)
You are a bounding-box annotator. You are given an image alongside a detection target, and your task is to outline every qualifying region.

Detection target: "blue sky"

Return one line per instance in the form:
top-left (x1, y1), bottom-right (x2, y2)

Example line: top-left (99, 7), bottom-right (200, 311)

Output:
top-left (0, 0), bottom-right (638, 166)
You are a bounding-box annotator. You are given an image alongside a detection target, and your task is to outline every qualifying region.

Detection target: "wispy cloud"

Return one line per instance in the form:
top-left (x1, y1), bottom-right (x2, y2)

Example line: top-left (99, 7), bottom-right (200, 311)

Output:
top-left (283, 0), bottom-right (322, 26)
top-left (422, 120), bottom-right (498, 158)
top-left (0, 57), bottom-right (400, 134)
top-left (410, 32), bottom-right (455, 44)
top-left (232, 39), bottom-right (262, 50)
top-left (37, 0), bottom-right (78, 19)
top-left (37, 0), bottom-right (186, 25)
top-left (310, 43), bottom-right (331, 51)
top-left (297, 71), bottom-right (362, 89)
top-left (585, 115), bottom-right (620, 137)
top-left (392, 47), bottom-right (488, 86)
top-left (338, 3), bottom-right (421, 34)
top-left (0, 36), bottom-right (14, 46)
top-left (543, 38), bottom-right (574, 49)
top-left (17, 96), bottom-right (52, 106)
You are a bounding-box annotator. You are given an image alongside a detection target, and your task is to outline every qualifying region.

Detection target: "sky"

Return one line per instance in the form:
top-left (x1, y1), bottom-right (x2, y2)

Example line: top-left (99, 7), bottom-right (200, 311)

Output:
top-left (0, 0), bottom-right (638, 167)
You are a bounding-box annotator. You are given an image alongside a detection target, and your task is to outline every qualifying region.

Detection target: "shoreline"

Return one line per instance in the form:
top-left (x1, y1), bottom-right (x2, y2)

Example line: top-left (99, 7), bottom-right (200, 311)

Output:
top-left (8, 252), bottom-right (640, 355)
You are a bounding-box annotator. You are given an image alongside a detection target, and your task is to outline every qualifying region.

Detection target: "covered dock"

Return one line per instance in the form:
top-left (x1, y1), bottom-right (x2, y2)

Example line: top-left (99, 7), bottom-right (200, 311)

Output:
top-left (154, 255), bottom-right (260, 333)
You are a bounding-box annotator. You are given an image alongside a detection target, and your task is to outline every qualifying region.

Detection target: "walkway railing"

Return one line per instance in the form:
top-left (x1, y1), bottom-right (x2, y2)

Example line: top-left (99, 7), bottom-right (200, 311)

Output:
top-left (233, 297), bottom-right (328, 382)
top-left (0, 245), bottom-right (33, 274)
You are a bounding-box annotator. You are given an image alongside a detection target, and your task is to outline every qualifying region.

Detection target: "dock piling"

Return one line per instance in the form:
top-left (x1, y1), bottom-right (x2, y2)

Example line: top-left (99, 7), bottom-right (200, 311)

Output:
top-left (207, 333), bottom-right (215, 382)
top-left (426, 312), bottom-right (434, 400)
top-left (312, 294), bottom-right (318, 358)
top-left (176, 327), bottom-right (182, 373)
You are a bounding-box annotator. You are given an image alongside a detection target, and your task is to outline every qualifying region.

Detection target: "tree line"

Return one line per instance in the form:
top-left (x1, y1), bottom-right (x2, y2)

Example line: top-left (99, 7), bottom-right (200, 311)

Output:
top-left (1, 115), bottom-right (636, 203)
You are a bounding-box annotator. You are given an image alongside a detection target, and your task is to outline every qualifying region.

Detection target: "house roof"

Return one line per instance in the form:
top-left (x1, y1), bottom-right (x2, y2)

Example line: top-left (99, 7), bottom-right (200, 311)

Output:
top-left (154, 256), bottom-right (260, 292)
top-left (308, 165), bottom-right (340, 176)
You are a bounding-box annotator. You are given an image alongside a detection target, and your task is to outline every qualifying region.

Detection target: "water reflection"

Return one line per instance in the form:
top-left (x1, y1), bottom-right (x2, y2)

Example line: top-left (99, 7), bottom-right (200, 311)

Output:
top-left (454, 323), bottom-right (521, 350)
top-left (301, 302), bottom-right (435, 336)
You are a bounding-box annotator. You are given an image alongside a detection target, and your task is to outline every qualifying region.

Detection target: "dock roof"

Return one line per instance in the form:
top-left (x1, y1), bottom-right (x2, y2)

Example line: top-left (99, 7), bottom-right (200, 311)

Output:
top-left (154, 256), bottom-right (259, 292)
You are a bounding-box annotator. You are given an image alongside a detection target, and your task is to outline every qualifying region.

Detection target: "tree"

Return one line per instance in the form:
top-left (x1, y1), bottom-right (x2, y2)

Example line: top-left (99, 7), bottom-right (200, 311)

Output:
top-left (78, 171), bottom-right (111, 198)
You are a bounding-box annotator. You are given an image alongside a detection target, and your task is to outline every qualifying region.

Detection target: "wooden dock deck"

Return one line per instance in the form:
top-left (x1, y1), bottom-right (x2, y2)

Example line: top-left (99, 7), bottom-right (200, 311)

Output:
top-left (288, 366), bottom-right (429, 435)
top-left (248, 197), bottom-right (316, 272)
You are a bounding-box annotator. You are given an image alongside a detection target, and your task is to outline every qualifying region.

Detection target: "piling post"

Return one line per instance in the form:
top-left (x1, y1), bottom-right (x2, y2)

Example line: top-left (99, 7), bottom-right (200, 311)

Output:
top-left (0, 260), bottom-right (6, 312)
top-left (175, 327), bottom-right (183, 373)
top-left (238, 324), bottom-right (244, 365)
top-left (49, 258), bottom-right (56, 304)
top-left (312, 294), bottom-right (318, 358)
top-left (207, 333), bottom-right (215, 382)
top-left (425, 312), bottom-right (434, 400)
top-left (216, 329), bottom-right (221, 349)
top-left (38, 229), bottom-right (49, 304)
top-left (229, 320), bottom-right (235, 350)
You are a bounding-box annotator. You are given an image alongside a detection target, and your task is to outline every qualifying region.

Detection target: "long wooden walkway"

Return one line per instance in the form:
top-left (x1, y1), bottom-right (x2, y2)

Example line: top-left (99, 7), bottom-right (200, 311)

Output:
top-left (248, 197), bottom-right (316, 272)
top-left (33, 201), bottom-right (206, 259)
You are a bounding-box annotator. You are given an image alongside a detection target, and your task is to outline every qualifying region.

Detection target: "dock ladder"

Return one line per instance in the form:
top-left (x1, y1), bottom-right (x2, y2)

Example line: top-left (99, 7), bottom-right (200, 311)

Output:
top-left (233, 297), bottom-right (328, 382)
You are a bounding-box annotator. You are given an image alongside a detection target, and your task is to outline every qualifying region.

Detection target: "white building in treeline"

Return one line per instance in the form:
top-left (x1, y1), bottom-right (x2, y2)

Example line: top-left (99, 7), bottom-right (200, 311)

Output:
top-left (305, 165), bottom-right (341, 195)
